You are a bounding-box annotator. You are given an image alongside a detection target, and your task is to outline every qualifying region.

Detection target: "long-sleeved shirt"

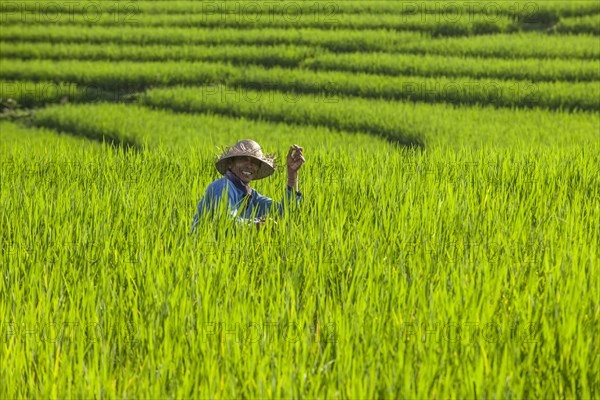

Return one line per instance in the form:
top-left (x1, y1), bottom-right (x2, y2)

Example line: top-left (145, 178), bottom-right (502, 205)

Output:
top-left (191, 173), bottom-right (302, 233)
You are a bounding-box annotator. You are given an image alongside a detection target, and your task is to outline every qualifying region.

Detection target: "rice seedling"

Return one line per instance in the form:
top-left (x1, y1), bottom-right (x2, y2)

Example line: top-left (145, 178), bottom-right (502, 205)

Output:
top-left (140, 84), bottom-right (600, 147)
top-left (17, 0), bottom-right (600, 18)
top-left (2, 59), bottom-right (598, 111)
top-left (1, 118), bottom-right (598, 397)
top-left (1, 0), bottom-right (598, 397)
top-left (0, 11), bottom-right (518, 36)
top-left (1, 25), bottom-right (598, 59)
top-left (2, 41), bottom-right (598, 82)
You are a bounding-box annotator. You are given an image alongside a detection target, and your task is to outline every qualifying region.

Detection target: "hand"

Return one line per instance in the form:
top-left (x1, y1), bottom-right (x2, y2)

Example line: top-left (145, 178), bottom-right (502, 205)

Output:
top-left (254, 216), bottom-right (276, 231)
top-left (287, 144), bottom-right (305, 173)
top-left (254, 216), bottom-right (265, 230)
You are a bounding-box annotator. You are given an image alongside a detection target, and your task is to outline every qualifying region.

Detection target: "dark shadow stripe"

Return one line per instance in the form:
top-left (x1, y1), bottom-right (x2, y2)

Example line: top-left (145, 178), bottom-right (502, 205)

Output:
top-left (26, 118), bottom-right (143, 152)
top-left (139, 102), bottom-right (426, 150)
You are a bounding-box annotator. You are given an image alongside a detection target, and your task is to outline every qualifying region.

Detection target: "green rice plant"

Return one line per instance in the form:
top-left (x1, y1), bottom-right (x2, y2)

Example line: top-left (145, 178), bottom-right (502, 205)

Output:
top-left (555, 14), bottom-right (600, 34)
top-left (0, 79), bottom-right (130, 109)
top-left (1, 1), bottom-right (599, 397)
top-left (3, 41), bottom-right (598, 82)
top-left (19, 0), bottom-right (600, 17)
top-left (2, 59), bottom-right (598, 111)
top-left (0, 11), bottom-right (518, 36)
top-left (391, 31), bottom-right (600, 59)
top-left (0, 87), bottom-right (548, 146)
top-left (533, 0), bottom-right (600, 17)
top-left (0, 59), bottom-right (233, 91)
top-left (0, 41), bottom-right (320, 69)
top-left (1, 118), bottom-right (598, 398)
top-left (140, 84), bottom-right (600, 147)
top-left (1, 25), bottom-right (598, 59)
top-left (301, 51), bottom-right (600, 82)
top-left (28, 102), bottom-right (390, 153)
top-left (0, 25), bottom-right (420, 52)
top-left (224, 65), bottom-right (599, 111)
top-left (1, 119), bottom-right (107, 153)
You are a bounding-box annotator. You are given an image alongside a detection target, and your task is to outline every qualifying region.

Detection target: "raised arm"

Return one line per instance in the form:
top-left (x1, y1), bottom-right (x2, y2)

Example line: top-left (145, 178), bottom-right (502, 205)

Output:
top-left (252, 144), bottom-right (306, 230)
top-left (287, 144), bottom-right (305, 192)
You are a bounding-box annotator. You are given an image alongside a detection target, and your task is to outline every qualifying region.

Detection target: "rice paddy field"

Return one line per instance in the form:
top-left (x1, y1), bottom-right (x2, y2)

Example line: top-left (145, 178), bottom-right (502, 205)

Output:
top-left (0, 0), bottom-right (599, 398)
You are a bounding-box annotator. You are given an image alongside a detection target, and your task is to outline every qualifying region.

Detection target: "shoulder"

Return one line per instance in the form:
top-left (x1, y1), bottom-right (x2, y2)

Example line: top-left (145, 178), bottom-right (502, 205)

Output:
top-left (207, 177), bottom-right (229, 189)
top-left (204, 177), bottom-right (233, 194)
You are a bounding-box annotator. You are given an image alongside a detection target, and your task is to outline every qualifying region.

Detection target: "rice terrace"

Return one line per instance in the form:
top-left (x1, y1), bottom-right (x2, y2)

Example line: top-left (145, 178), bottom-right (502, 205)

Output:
top-left (0, 0), bottom-right (598, 398)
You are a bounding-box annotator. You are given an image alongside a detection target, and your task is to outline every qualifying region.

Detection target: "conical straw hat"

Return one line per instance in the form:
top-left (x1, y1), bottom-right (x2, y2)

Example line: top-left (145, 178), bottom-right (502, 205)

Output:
top-left (215, 139), bottom-right (276, 180)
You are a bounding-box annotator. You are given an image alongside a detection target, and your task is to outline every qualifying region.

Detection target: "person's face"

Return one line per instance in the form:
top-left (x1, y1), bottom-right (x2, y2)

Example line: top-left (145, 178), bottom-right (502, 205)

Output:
top-left (229, 156), bottom-right (261, 183)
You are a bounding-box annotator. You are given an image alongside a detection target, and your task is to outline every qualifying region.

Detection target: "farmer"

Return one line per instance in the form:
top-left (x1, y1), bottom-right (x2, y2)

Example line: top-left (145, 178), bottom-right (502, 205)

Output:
top-left (191, 140), bottom-right (305, 232)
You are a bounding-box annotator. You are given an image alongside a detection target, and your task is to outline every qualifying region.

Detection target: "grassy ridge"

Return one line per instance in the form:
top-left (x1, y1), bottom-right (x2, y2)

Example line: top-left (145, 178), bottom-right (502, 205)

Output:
top-left (0, 26), bottom-right (425, 53)
top-left (0, 80), bottom-right (110, 109)
top-left (2, 41), bottom-right (598, 82)
top-left (28, 100), bottom-right (600, 151)
top-left (301, 51), bottom-right (600, 82)
top-left (0, 14), bottom-right (519, 36)
top-left (15, 0), bottom-right (600, 17)
top-left (2, 59), bottom-right (597, 111)
top-left (0, 12), bottom-right (520, 36)
top-left (0, 42), bottom-right (318, 68)
top-left (555, 14), bottom-right (600, 34)
top-left (2, 7), bottom-right (598, 35)
top-left (28, 102), bottom-right (390, 152)
top-left (0, 120), bottom-right (105, 151)
top-left (1, 26), bottom-right (598, 59)
top-left (139, 85), bottom-right (599, 148)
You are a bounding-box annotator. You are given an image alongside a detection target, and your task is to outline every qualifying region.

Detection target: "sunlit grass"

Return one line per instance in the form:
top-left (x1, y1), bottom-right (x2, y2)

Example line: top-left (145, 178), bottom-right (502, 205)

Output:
top-left (1, 0), bottom-right (599, 396)
top-left (1, 120), bottom-right (598, 397)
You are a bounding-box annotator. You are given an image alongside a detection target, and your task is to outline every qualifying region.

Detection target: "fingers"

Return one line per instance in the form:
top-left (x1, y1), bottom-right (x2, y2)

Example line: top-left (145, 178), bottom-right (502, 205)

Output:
top-left (287, 145), bottom-right (304, 169)
top-left (291, 145), bottom-right (303, 159)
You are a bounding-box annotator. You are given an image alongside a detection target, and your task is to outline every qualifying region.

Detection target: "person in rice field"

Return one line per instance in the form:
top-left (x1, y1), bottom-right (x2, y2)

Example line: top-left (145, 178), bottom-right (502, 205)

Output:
top-left (191, 140), bottom-right (305, 232)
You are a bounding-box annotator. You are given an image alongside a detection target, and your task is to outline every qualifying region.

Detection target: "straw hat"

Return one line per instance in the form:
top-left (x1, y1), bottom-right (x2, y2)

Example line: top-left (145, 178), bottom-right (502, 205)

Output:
top-left (215, 139), bottom-right (276, 180)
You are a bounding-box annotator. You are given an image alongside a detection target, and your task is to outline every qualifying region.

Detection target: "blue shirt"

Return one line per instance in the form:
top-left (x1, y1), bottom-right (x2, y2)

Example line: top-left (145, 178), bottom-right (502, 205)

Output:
top-left (191, 176), bottom-right (302, 232)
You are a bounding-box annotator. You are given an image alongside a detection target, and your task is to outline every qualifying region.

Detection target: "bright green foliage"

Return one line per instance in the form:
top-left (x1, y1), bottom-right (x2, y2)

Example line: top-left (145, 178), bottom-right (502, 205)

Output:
top-left (555, 14), bottom-right (600, 34)
top-left (0, 80), bottom-right (102, 109)
top-left (301, 51), bottom-right (600, 82)
top-left (1, 118), bottom-right (598, 398)
top-left (1, 0), bottom-right (599, 398)
top-left (0, 41), bottom-right (320, 68)
top-left (2, 59), bottom-right (598, 111)
top-left (1, 26), bottom-right (598, 58)
top-left (2, 41), bottom-right (598, 82)
top-left (17, 0), bottom-right (600, 17)
top-left (140, 85), bottom-right (599, 147)
top-left (28, 102), bottom-right (386, 152)
top-left (0, 12), bottom-right (519, 35)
